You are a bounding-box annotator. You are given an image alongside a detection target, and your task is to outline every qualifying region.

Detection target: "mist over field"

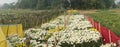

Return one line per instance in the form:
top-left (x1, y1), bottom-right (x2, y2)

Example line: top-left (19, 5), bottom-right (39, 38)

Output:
top-left (115, 0), bottom-right (120, 3)
top-left (0, 0), bottom-right (120, 5)
top-left (0, 0), bottom-right (17, 5)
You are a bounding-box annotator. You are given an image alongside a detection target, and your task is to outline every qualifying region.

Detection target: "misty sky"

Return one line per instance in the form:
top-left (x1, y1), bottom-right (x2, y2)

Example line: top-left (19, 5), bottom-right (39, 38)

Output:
top-left (0, 0), bottom-right (120, 5)
top-left (115, 0), bottom-right (120, 3)
top-left (0, 0), bottom-right (17, 5)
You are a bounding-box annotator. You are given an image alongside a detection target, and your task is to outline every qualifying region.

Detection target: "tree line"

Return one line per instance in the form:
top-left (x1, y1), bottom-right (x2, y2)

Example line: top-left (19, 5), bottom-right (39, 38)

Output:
top-left (1, 0), bottom-right (117, 10)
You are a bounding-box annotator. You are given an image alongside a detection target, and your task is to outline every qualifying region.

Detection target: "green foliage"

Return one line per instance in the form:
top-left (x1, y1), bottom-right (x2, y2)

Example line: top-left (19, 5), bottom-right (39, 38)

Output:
top-left (16, 0), bottom-right (37, 9)
top-left (69, 0), bottom-right (115, 9)
top-left (15, 0), bottom-right (64, 10)
top-left (0, 9), bottom-right (64, 29)
top-left (1, 0), bottom-right (118, 10)
top-left (2, 0), bottom-right (115, 10)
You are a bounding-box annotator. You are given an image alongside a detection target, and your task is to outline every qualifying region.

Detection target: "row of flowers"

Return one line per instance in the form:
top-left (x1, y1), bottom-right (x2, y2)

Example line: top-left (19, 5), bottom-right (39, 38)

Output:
top-left (8, 15), bottom-right (116, 47)
top-left (25, 15), bottom-right (102, 47)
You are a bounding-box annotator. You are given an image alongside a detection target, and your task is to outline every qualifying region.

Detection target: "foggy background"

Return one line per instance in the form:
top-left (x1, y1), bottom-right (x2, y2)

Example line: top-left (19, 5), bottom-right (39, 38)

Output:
top-left (0, 0), bottom-right (120, 5)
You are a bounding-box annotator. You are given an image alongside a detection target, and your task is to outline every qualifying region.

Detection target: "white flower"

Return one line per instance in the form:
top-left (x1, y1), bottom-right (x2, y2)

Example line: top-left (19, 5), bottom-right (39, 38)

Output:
top-left (100, 43), bottom-right (116, 47)
top-left (23, 15), bottom-right (102, 47)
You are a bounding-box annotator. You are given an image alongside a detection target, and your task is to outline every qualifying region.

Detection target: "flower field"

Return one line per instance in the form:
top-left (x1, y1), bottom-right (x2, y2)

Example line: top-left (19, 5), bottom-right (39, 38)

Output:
top-left (2, 9), bottom-right (119, 47)
top-left (25, 15), bottom-right (102, 47)
top-left (7, 14), bottom-right (118, 47)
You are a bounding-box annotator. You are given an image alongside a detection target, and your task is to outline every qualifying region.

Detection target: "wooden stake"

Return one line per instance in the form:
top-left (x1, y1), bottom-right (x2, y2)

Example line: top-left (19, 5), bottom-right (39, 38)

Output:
top-left (58, 32), bottom-right (60, 42)
top-left (64, 15), bottom-right (66, 28)
top-left (7, 24), bottom-right (9, 37)
top-left (46, 42), bottom-right (48, 47)
top-left (54, 36), bottom-right (56, 47)
top-left (25, 35), bottom-right (30, 47)
top-left (42, 18), bottom-right (43, 25)
top-left (99, 23), bottom-right (101, 32)
top-left (91, 19), bottom-right (94, 27)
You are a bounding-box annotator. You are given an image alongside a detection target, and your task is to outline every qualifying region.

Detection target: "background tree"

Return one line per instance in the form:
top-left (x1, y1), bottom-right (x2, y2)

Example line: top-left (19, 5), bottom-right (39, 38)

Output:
top-left (1, 0), bottom-right (116, 10)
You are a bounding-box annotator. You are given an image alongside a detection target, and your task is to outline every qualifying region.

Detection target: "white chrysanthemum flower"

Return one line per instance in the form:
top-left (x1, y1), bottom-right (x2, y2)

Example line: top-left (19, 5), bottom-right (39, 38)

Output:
top-left (22, 15), bottom-right (102, 47)
top-left (100, 43), bottom-right (116, 47)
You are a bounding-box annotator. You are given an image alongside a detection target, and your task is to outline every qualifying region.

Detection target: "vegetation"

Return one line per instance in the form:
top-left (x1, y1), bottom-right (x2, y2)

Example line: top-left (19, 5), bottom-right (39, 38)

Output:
top-left (16, 0), bottom-right (116, 9)
top-left (1, 0), bottom-right (116, 10)
top-left (89, 9), bottom-right (120, 36)
top-left (0, 9), bottom-right (64, 29)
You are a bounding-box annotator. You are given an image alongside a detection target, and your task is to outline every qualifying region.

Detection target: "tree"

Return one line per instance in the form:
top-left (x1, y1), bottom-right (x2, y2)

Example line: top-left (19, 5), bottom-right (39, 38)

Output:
top-left (14, 0), bottom-right (116, 10)
top-left (1, 2), bottom-right (16, 9)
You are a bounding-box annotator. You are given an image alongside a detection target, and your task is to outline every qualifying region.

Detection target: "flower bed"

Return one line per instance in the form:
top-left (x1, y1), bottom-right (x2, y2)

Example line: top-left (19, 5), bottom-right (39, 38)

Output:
top-left (24, 15), bottom-right (103, 47)
top-left (8, 15), bottom-right (110, 47)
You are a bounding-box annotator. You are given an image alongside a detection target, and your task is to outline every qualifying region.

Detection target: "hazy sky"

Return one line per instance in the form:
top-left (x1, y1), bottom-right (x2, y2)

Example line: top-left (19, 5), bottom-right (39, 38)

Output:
top-left (0, 0), bottom-right (120, 5)
top-left (115, 0), bottom-right (120, 4)
top-left (0, 0), bottom-right (17, 5)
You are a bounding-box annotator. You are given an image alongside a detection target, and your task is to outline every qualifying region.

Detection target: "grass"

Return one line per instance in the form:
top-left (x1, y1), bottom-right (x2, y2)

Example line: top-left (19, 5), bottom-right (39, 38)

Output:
top-left (0, 9), bottom-right (64, 30)
top-left (88, 9), bottom-right (120, 36)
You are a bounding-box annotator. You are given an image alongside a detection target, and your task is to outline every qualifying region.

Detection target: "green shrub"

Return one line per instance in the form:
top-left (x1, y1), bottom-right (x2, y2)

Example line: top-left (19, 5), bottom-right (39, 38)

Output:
top-left (0, 9), bottom-right (64, 30)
